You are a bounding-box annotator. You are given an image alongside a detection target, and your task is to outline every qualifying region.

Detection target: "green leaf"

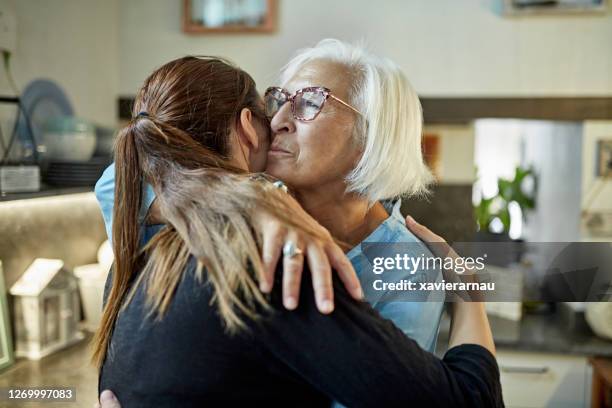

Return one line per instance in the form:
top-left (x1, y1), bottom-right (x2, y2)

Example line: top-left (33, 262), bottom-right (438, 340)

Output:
top-left (474, 197), bottom-right (494, 231)
top-left (498, 207), bottom-right (511, 232)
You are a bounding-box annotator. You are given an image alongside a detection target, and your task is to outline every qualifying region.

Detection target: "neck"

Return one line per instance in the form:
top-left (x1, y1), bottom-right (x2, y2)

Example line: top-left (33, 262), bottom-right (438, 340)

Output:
top-left (294, 181), bottom-right (389, 251)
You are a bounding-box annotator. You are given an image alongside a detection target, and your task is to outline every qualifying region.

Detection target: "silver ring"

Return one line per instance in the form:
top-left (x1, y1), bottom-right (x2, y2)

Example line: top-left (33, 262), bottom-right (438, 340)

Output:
top-left (283, 241), bottom-right (304, 259)
top-left (272, 180), bottom-right (288, 193)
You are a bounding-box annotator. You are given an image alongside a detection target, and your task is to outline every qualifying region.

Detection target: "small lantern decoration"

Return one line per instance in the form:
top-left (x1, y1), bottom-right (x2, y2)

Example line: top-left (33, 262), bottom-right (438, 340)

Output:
top-left (10, 259), bottom-right (84, 360)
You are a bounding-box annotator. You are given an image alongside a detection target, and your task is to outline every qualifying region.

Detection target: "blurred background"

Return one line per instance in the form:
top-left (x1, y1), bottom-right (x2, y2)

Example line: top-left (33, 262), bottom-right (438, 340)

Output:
top-left (0, 0), bottom-right (611, 407)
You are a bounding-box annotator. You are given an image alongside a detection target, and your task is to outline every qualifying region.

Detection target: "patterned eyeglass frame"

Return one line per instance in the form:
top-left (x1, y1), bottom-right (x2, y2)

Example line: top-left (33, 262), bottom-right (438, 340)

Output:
top-left (264, 86), bottom-right (363, 122)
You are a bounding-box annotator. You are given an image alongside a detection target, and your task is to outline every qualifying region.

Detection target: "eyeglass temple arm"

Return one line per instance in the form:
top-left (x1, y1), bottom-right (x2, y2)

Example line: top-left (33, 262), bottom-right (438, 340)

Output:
top-left (329, 95), bottom-right (363, 116)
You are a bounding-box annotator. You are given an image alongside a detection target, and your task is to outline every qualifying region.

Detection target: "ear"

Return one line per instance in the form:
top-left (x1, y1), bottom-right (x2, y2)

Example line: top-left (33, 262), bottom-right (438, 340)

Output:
top-left (237, 108), bottom-right (259, 151)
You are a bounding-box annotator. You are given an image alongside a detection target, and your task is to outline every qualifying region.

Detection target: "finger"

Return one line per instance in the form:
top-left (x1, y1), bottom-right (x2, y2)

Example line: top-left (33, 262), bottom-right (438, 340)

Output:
top-left (405, 215), bottom-right (444, 242)
top-left (406, 215), bottom-right (464, 274)
top-left (325, 242), bottom-right (363, 300)
top-left (405, 215), bottom-right (458, 260)
top-left (282, 233), bottom-right (304, 310)
top-left (306, 241), bottom-right (334, 314)
top-left (261, 223), bottom-right (285, 293)
top-left (99, 390), bottom-right (121, 408)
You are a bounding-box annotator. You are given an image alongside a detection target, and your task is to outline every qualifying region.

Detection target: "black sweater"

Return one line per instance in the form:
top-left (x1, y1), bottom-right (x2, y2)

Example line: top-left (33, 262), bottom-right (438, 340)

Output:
top-left (99, 258), bottom-right (504, 407)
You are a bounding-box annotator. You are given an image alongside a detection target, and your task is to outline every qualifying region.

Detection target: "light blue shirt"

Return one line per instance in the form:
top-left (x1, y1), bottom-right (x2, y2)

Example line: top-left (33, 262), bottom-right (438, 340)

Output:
top-left (95, 163), bottom-right (444, 350)
top-left (95, 164), bottom-right (157, 243)
top-left (347, 200), bottom-right (445, 353)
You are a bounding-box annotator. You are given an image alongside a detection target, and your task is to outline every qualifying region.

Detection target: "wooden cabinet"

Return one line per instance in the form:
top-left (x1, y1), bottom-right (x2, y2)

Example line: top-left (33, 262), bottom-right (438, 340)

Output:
top-left (590, 357), bottom-right (612, 408)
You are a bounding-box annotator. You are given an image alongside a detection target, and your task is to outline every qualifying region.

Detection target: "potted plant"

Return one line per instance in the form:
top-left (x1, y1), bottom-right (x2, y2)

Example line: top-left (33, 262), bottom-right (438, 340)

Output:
top-left (473, 166), bottom-right (537, 264)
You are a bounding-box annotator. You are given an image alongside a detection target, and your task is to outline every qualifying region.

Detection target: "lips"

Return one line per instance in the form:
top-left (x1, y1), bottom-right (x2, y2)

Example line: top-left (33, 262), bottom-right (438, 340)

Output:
top-left (269, 144), bottom-right (292, 155)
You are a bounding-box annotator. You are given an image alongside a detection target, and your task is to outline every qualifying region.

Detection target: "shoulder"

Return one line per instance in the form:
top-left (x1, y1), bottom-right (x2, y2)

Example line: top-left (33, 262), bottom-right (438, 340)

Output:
top-left (377, 200), bottom-right (426, 245)
top-left (381, 216), bottom-right (434, 257)
top-left (94, 163), bottom-right (116, 200)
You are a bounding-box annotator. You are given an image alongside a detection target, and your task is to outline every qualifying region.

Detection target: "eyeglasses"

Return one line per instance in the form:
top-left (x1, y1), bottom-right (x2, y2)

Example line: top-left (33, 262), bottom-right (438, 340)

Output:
top-left (264, 86), bottom-right (362, 122)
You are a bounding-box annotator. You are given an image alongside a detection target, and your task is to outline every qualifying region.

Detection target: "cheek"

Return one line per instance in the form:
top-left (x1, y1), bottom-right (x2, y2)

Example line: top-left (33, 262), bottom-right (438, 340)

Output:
top-left (295, 127), bottom-right (359, 180)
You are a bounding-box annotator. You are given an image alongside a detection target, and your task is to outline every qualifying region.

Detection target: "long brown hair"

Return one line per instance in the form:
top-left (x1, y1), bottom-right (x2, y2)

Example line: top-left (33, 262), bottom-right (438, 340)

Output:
top-left (92, 56), bottom-right (320, 369)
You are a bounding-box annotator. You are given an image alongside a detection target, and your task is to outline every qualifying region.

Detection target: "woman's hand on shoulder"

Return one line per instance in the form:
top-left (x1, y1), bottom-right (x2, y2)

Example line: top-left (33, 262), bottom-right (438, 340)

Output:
top-left (253, 194), bottom-right (363, 314)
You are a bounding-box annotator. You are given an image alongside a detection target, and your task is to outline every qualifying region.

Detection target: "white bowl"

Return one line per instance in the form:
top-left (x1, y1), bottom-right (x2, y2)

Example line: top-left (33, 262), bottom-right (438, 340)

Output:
top-left (41, 117), bottom-right (96, 162)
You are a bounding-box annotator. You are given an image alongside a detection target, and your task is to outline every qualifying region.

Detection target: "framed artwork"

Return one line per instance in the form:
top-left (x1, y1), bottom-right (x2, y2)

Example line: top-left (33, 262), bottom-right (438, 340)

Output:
top-left (502, 0), bottom-right (607, 15)
top-left (423, 134), bottom-right (441, 180)
top-left (597, 140), bottom-right (612, 177)
top-left (0, 261), bottom-right (15, 371)
top-left (183, 0), bottom-right (277, 34)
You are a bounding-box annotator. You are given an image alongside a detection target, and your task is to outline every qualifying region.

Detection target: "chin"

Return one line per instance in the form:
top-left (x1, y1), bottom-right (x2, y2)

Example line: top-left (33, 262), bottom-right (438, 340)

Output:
top-left (264, 164), bottom-right (283, 179)
top-left (265, 162), bottom-right (292, 183)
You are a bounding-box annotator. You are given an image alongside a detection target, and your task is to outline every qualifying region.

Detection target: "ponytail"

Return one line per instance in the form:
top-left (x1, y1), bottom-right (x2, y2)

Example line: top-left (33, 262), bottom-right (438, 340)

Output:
top-left (91, 123), bottom-right (143, 368)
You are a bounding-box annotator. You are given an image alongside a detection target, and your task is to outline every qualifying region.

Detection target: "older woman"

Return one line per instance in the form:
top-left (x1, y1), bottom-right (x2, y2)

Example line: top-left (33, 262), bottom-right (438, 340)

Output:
top-left (264, 39), bottom-right (445, 352)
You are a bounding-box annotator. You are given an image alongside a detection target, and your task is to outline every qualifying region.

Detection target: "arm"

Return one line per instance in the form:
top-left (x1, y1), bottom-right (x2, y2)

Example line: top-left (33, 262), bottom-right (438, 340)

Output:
top-left (97, 270), bottom-right (501, 408)
top-left (250, 268), bottom-right (503, 408)
top-left (405, 216), bottom-right (496, 355)
top-left (94, 165), bottom-right (362, 312)
top-left (449, 302), bottom-right (495, 355)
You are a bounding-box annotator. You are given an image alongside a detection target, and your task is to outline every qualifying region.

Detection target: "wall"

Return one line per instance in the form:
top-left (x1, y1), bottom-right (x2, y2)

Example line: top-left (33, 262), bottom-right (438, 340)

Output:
top-left (3, 0), bottom-right (607, 175)
top-left (521, 121), bottom-right (583, 242)
top-left (0, 0), bottom-right (119, 128)
top-left (119, 0), bottom-right (612, 96)
top-left (2, 0), bottom-right (609, 141)
top-left (424, 124), bottom-right (475, 185)
top-left (116, 0), bottom-right (610, 192)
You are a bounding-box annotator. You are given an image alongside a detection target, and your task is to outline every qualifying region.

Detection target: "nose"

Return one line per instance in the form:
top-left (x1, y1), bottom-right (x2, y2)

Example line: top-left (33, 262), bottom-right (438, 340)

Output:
top-left (270, 101), bottom-right (296, 138)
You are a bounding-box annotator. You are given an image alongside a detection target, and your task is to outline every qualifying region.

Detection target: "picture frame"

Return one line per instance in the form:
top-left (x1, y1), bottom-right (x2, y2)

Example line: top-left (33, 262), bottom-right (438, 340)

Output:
top-left (0, 261), bottom-right (15, 371)
top-left (597, 140), bottom-right (612, 178)
top-left (422, 134), bottom-right (441, 181)
top-left (183, 0), bottom-right (277, 34)
top-left (501, 0), bottom-right (607, 15)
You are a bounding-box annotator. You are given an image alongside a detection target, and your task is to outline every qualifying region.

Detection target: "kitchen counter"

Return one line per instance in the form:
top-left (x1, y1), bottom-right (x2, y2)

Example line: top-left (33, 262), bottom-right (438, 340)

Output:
top-left (437, 311), bottom-right (612, 357)
top-left (0, 186), bottom-right (92, 202)
top-left (0, 332), bottom-right (97, 408)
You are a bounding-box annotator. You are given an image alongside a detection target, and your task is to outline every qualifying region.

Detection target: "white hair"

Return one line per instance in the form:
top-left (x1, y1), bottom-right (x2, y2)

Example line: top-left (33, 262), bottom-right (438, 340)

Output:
top-left (279, 39), bottom-right (433, 203)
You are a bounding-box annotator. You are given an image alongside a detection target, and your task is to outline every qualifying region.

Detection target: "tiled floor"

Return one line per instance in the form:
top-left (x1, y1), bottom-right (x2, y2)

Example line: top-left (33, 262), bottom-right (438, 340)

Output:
top-left (0, 333), bottom-right (97, 408)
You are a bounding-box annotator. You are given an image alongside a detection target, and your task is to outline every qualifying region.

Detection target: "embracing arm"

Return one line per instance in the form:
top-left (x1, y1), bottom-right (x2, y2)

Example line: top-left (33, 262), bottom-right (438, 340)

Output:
top-left (94, 164), bottom-right (362, 313)
top-left (97, 268), bottom-right (502, 408)
top-left (405, 216), bottom-right (495, 356)
top-left (97, 215), bottom-right (500, 408)
top-left (250, 266), bottom-right (503, 408)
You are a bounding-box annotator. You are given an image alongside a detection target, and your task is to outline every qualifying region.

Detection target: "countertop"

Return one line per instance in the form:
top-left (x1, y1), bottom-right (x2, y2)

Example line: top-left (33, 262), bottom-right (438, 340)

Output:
top-left (0, 186), bottom-right (92, 202)
top-left (437, 311), bottom-right (612, 357)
